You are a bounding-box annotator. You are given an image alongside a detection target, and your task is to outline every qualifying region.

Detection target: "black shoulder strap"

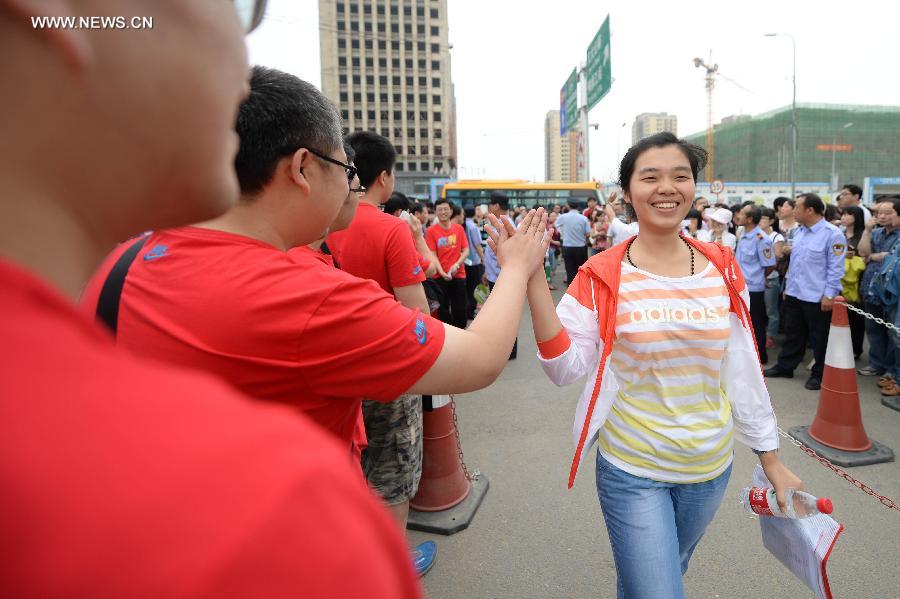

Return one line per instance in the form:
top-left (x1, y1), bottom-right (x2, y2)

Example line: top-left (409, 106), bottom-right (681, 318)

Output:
top-left (95, 235), bottom-right (149, 336)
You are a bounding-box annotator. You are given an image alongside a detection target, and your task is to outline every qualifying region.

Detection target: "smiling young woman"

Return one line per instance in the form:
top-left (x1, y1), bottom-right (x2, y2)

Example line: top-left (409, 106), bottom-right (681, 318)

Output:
top-left (520, 132), bottom-right (803, 598)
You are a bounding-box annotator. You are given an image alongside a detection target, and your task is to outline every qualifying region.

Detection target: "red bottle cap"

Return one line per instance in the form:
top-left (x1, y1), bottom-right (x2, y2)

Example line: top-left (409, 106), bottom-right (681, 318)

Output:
top-left (817, 497), bottom-right (833, 514)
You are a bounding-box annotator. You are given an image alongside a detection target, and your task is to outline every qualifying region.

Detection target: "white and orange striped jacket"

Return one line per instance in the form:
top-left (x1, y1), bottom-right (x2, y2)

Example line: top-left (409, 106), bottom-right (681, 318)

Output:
top-left (538, 235), bottom-right (779, 488)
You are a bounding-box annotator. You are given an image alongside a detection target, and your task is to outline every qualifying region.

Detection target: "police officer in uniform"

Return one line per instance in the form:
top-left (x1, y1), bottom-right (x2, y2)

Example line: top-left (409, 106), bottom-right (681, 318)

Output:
top-left (736, 205), bottom-right (775, 363)
top-left (764, 193), bottom-right (846, 390)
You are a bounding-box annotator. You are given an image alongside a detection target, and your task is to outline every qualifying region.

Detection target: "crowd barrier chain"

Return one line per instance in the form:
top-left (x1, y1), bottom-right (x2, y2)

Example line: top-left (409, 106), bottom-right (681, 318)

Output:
top-left (782, 298), bottom-right (898, 514)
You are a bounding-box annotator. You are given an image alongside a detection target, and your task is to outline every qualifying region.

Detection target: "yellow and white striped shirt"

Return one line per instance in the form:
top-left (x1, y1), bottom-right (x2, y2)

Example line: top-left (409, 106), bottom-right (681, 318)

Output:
top-left (599, 261), bottom-right (733, 483)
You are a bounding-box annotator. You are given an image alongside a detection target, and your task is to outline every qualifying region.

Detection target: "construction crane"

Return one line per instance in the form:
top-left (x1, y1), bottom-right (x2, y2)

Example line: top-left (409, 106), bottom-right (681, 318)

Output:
top-left (693, 54), bottom-right (753, 183)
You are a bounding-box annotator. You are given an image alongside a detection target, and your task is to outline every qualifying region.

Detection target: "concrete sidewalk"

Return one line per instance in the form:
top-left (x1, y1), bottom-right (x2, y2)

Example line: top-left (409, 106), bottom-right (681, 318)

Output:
top-left (411, 270), bottom-right (900, 598)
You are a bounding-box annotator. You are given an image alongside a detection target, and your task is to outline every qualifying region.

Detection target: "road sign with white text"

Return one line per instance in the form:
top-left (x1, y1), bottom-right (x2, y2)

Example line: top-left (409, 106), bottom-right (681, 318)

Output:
top-left (585, 15), bottom-right (611, 110)
top-left (560, 68), bottom-right (578, 136)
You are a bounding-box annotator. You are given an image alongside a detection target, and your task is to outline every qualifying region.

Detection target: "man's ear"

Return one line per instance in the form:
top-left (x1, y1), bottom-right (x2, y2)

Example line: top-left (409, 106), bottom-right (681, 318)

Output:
top-left (1, 0), bottom-right (91, 70)
top-left (289, 149), bottom-right (313, 196)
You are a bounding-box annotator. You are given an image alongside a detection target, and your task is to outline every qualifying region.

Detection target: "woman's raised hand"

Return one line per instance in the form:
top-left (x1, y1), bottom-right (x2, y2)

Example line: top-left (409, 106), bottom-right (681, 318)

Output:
top-left (486, 208), bottom-right (549, 277)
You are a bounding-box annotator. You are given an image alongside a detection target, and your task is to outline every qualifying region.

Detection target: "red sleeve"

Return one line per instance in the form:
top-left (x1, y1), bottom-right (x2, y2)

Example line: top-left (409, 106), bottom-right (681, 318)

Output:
top-left (386, 222), bottom-right (427, 289)
top-left (300, 278), bottom-right (445, 401)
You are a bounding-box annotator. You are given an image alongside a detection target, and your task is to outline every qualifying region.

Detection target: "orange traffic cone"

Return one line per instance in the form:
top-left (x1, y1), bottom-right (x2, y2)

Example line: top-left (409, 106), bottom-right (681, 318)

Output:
top-left (411, 395), bottom-right (470, 511)
top-left (407, 395), bottom-right (489, 535)
top-left (789, 298), bottom-right (894, 467)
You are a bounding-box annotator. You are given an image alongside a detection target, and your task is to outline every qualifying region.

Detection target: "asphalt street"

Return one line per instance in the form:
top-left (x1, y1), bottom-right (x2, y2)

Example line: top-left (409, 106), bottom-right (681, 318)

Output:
top-left (411, 269), bottom-right (900, 599)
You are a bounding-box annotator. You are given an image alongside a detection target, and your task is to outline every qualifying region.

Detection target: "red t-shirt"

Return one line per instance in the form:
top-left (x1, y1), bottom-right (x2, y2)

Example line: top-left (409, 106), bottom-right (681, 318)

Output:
top-left (1, 259), bottom-right (421, 598)
top-left (301, 244), bottom-right (336, 267)
top-left (425, 222), bottom-right (468, 279)
top-left (287, 246), bottom-right (368, 462)
top-left (81, 227), bottom-right (445, 451)
top-left (326, 203), bottom-right (426, 294)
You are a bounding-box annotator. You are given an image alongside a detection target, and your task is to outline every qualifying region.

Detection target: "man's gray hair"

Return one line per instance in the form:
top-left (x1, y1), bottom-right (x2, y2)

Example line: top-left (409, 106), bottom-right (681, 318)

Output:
top-left (235, 66), bottom-right (344, 194)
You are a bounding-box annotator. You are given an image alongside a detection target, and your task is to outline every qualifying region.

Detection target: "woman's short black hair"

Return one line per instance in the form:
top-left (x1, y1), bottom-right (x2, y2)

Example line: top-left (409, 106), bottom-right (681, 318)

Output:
top-left (685, 208), bottom-right (702, 229)
top-left (618, 132), bottom-right (708, 195)
top-left (772, 196), bottom-right (794, 211)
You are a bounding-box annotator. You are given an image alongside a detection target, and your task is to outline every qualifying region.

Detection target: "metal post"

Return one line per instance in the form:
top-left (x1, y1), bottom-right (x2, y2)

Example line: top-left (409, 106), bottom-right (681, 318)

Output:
top-left (581, 105), bottom-right (590, 181)
top-left (578, 65), bottom-right (589, 182)
top-left (789, 34), bottom-right (797, 201)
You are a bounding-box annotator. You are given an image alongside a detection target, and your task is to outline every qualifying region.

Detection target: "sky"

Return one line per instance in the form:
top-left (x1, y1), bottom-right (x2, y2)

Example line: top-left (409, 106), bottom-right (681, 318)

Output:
top-left (248, 0), bottom-right (898, 183)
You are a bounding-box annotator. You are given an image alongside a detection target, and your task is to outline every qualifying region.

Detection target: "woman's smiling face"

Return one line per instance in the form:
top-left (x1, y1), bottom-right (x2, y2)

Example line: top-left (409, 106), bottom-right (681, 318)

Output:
top-left (625, 145), bottom-right (696, 233)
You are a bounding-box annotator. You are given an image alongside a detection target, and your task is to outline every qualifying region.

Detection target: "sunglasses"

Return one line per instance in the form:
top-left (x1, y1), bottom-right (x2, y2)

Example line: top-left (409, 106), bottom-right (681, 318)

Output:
top-left (234, 0), bottom-right (268, 33)
top-left (306, 148), bottom-right (361, 189)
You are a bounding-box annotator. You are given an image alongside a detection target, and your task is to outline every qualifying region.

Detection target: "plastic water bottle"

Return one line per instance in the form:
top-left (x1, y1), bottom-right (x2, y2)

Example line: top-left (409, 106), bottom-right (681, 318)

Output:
top-left (740, 486), bottom-right (833, 519)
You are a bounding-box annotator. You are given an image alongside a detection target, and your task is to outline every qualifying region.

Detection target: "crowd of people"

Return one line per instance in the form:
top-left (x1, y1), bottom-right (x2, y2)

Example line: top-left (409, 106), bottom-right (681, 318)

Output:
top-left (534, 181), bottom-right (900, 395)
top-left (2, 2), bottom-right (896, 597)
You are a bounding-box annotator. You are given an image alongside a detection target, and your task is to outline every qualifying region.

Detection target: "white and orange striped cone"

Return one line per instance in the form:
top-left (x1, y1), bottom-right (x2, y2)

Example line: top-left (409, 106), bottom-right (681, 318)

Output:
top-left (407, 395), bottom-right (490, 535)
top-left (789, 297), bottom-right (895, 467)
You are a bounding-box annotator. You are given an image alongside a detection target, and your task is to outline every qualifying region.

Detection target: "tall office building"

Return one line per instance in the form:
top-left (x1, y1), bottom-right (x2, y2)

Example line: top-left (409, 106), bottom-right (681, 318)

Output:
top-left (632, 112), bottom-right (678, 144)
top-left (544, 110), bottom-right (575, 182)
top-left (319, 0), bottom-right (457, 196)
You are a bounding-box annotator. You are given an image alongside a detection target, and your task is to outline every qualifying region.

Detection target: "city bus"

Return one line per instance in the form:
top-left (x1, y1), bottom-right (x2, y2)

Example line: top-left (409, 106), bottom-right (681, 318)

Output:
top-left (440, 180), bottom-right (602, 211)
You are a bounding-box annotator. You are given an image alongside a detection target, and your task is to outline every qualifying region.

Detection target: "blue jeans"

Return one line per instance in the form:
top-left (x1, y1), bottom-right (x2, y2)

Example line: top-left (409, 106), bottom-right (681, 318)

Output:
top-left (595, 452), bottom-right (732, 599)
top-left (865, 302), bottom-right (896, 373)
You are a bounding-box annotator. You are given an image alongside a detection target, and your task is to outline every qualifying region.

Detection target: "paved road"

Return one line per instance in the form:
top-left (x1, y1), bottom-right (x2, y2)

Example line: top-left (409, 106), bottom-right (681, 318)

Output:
top-left (411, 269), bottom-right (900, 598)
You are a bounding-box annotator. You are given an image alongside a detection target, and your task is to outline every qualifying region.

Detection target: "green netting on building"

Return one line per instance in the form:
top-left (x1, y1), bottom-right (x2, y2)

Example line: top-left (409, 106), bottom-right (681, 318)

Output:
top-left (685, 104), bottom-right (900, 184)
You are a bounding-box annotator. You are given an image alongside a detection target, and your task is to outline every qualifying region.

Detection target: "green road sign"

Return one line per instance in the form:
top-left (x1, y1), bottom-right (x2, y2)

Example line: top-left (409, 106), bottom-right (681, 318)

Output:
top-left (586, 15), bottom-right (611, 110)
top-left (560, 68), bottom-right (578, 135)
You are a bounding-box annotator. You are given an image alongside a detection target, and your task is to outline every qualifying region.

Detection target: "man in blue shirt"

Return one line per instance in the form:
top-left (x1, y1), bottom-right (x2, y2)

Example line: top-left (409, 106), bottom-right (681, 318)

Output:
top-left (464, 206), bottom-right (485, 320)
top-left (765, 194), bottom-right (846, 390)
top-left (857, 199), bottom-right (900, 377)
top-left (556, 200), bottom-right (592, 285)
top-left (736, 205), bottom-right (776, 364)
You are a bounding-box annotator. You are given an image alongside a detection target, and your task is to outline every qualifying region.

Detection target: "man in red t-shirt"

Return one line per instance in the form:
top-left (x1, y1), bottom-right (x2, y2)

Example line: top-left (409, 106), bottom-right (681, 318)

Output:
top-left (291, 144), bottom-right (370, 467)
top-left (426, 198), bottom-right (470, 329)
top-left (326, 133), bottom-right (432, 555)
top-left (83, 66), bottom-right (549, 481)
top-left (1, 3), bottom-right (421, 596)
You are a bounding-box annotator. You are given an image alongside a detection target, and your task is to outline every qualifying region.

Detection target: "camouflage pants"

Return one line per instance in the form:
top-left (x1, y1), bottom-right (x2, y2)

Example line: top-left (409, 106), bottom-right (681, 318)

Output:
top-left (361, 393), bottom-right (423, 505)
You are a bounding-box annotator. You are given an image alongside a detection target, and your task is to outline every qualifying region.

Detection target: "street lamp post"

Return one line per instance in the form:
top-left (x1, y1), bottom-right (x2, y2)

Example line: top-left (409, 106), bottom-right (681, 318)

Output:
top-left (831, 122), bottom-right (853, 192)
top-left (765, 33), bottom-right (797, 199)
